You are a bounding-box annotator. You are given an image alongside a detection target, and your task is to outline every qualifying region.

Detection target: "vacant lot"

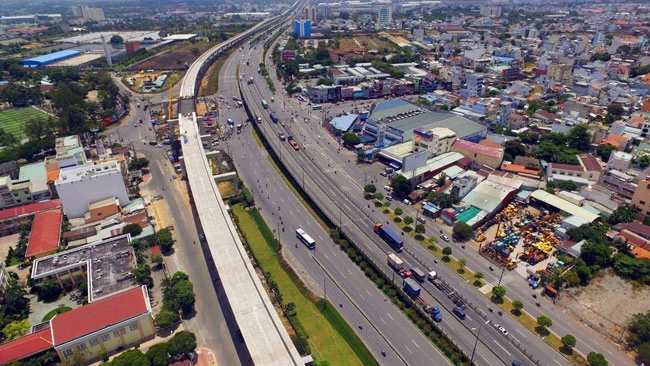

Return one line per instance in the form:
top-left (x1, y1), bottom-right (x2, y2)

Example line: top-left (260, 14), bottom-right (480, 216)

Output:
top-left (0, 107), bottom-right (51, 141)
top-left (559, 269), bottom-right (650, 341)
top-left (129, 42), bottom-right (215, 71)
top-left (337, 35), bottom-right (395, 52)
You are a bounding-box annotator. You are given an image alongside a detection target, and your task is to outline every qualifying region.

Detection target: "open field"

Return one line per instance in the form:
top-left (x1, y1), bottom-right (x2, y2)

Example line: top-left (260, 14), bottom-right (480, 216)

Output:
top-left (232, 205), bottom-right (373, 366)
top-left (128, 42), bottom-right (216, 71)
top-left (0, 107), bottom-right (51, 141)
top-left (337, 35), bottom-right (396, 52)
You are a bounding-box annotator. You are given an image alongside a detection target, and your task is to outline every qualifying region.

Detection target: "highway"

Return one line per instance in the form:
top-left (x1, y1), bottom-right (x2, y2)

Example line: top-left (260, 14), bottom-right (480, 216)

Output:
top-left (235, 37), bottom-right (529, 365)
top-left (216, 37), bottom-right (451, 365)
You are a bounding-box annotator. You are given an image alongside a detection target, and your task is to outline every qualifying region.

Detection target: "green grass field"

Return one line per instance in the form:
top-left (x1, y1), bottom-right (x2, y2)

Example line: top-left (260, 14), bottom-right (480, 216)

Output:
top-left (232, 205), bottom-right (376, 366)
top-left (0, 107), bottom-right (51, 141)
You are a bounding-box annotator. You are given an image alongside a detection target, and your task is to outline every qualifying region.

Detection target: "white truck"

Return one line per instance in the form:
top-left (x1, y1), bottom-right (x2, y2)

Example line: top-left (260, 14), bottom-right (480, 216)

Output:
top-left (428, 271), bottom-right (438, 282)
top-left (387, 253), bottom-right (404, 271)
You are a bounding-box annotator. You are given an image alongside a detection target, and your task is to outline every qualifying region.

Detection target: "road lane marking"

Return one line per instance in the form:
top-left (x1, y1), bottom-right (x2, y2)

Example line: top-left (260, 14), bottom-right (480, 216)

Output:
top-left (323, 253), bottom-right (329, 260)
top-left (380, 317), bottom-right (386, 324)
top-left (386, 312), bottom-right (394, 320)
top-left (492, 340), bottom-right (511, 356)
top-left (554, 359), bottom-right (562, 365)
top-left (411, 339), bottom-right (420, 349)
top-left (403, 345), bottom-right (412, 354)
top-left (516, 329), bottom-right (527, 338)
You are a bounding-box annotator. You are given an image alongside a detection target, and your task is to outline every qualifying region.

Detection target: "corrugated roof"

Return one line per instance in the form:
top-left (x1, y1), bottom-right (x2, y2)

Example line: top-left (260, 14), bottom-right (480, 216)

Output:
top-left (529, 190), bottom-right (599, 222)
top-left (23, 50), bottom-right (80, 64)
top-left (330, 114), bottom-right (358, 131)
top-left (26, 209), bottom-right (62, 257)
top-left (51, 286), bottom-right (150, 345)
top-left (0, 199), bottom-right (61, 221)
top-left (579, 154), bottom-right (602, 172)
top-left (0, 328), bottom-right (53, 364)
top-left (453, 139), bottom-right (503, 158)
top-left (462, 180), bottom-right (517, 213)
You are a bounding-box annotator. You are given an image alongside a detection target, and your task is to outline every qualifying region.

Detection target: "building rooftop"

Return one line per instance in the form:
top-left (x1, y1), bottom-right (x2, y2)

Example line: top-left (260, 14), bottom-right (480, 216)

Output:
top-left (452, 139), bottom-right (503, 158)
top-left (0, 199), bottom-right (60, 221)
top-left (32, 234), bottom-right (136, 302)
top-left (370, 98), bottom-right (422, 121)
top-left (19, 162), bottom-right (47, 193)
top-left (26, 209), bottom-right (62, 257)
top-left (392, 110), bottom-right (486, 142)
top-left (579, 154), bottom-right (603, 172)
top-left (529, 190), bottom-right (600, 222)
top-left (56, 161), bottom-right (121, 184)
top-left (550, 162), bottom-right (583, 172)
top-left (22, 50), bottom-right (80, 65)
top-left (51, 286), bottom-right (150, 346)
top-left (462, 179), bottom-right (519, 213)
top-left (0, 328), bottom-right (53, 364)
top-left (330, 114), bottom-right (358, 131)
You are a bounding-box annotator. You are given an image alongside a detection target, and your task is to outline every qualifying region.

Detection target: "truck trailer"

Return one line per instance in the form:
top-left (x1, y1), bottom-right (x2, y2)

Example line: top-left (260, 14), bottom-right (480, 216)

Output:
top-left (269, 112), bottom-right (279, 123)
top-left (374, 224), bottom-right (404, 252)
top-left (403, 278), bottom-right (421, 297)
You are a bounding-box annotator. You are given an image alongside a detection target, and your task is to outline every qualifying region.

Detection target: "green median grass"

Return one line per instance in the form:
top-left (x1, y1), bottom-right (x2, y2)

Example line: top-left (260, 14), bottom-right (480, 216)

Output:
top-left (232, 204), bottom-right (376, 366)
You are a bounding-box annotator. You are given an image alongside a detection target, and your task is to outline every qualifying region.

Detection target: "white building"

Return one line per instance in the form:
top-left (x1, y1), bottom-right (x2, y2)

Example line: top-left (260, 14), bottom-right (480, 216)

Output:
top-left (412, 127), bottom-right (457, 157)
top-left (55, 161), bottom-right (129, 218)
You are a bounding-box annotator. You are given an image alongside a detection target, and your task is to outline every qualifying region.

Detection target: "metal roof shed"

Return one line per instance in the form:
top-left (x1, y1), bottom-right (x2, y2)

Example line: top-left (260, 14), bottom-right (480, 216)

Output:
top-left (23, 50), bottom-right (81, 68)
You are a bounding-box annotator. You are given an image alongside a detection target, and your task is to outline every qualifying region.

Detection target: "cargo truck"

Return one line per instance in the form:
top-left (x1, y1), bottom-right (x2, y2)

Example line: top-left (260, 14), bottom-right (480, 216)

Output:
top-left (374, 224), bottom-right (404, 252)
top-left (387, 253), bottom-right (403, 271)
top-left (403, 278), bottom-right (421, 297)
top-left (269, 112), bottom-right (279, 123)
top-left (262, 100), bottom-right (268, 109)
top-left (428, 271), bottom-right (438, 282)
top-left (411, 267), bottom-right (427, 283)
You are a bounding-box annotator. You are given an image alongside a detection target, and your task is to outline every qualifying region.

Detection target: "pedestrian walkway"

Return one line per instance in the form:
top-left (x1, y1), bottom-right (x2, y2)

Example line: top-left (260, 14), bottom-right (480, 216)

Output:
top-left (196, 347), bottom-right (216, 366)
top-left (486, 272), bottom-right (518, 287)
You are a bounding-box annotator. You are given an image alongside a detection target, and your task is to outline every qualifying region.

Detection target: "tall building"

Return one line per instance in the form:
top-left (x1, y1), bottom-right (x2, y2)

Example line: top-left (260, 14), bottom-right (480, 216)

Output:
top-left (71, 5), bottom-right (105, 21)
top-left (464, 72), bottom-right (484, 98)
top-left (294, 20), bottom-right (311, 38)
top-left (593, 32), bottom-right (602, 46)
top-left (305, 6), bottom-right (317, 21)
top-left (378, 6), bottom-right (392, 25)
top-left (480, 6), bottom-right (502, 18)
top-left (632, 175), bottom-right (650, 217)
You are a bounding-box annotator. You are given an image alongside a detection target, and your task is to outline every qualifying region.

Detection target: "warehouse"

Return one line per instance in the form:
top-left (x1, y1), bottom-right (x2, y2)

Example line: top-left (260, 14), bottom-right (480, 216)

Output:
top-left (23, 50), bottom-right (81, 68)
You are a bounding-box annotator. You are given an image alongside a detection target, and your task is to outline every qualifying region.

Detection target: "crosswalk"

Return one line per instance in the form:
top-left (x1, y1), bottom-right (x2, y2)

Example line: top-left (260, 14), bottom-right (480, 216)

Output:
top-left (487, 272), bottom-right (519, 287)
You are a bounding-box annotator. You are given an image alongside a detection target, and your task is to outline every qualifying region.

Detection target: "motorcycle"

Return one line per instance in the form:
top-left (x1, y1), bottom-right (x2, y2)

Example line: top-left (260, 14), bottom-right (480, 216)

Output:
top-left (489, 266), bottom-right (494, 271)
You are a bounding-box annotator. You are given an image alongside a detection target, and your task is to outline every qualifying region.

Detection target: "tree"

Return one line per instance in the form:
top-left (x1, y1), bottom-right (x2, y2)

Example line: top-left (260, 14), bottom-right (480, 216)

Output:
top-left (537, 315), bottom-right (553, 329)
top-left (175, 280), bottom-right (196, 314)
top-left (151, 252), bottom-right (163, 266)
top-left (110, 35), bottom-right (124, 44)
top-left (415, 224), bottom-right (425, 234)
top-left (596, 144), bottom-right (616, 161)
top-left (637, 342), bottom-right (650, 365)
top-left (474, 272), bottom-right (484, 280)
top-left (364, 184), bottom-right (376, 194)
top-left (580, 240), bottom-right (613, 268)
top-left (375, 192), bottom-right (384, 200)
top-left (2, 319), bottom-right (30, 340)
top-left (567, 124), bottom-right (591, 151)
top-left (146, 343), bottom-right (170, 366)
top-left (154, 308), bottom-right (180, 328)
top-left (459, 258), bottom-right (467, 269)
top-left (504, 140), bottom-right (526, 158)
top-left (453, 221), bottom-right (473, 240)
top-left (628, 311), bottom-right (650, 346)
top-left (640, 155), bottom-right (650, 168)
top-left (587, 352), bottom-right (608, 366)
top-left (404, 216), bottom-right (414, 226)
top-left (157, 228), bottom-right (175, 252)
top-left (110, 349), bottom-right (149, 366)
top-left (606, 104), bottom-right (624, 118)
top-left (23, 117), bottom-right (54, 142)
top-left (492, 286), bottom-right (506, 299)
top-left (609, 204), bottom-right (637, 225)
top-left (512, 300), bottom-right (524, 315)
top-left (391, 175), bottom-right (411, 197)
top-left (2, 279), bottom-right (30, 319)
top-left (0, 128), bottom-right (18, 148)
top-left (167, 330), bottom-right (197, 357)
top-left (437, 172), bottom-right (447, 186)
top-left (558, 180), bottom-right (577, 191)
top-left (442, 246), bottom-right (452, 256)
top-left (561, 334), bottom-right (577, 349)
top-left (123, 223), bottom-right (143, 238)
top-left (129, 157), bottom-right (150, 171)
top-left (39, 280), bottom-right (62, 302)
top-left (394, 207), bottom-right (402, 216)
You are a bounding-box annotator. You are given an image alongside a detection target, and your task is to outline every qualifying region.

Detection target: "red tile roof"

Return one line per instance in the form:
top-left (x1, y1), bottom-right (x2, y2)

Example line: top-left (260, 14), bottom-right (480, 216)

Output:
top-left (618, 223), bottom-right (650, 239)
top-left (579, 154), bottom-right (603, 172)
top-left (452, 139), bottom-right (503, 158)
top-left (26, 209), bottom-right (62, 257)
top-left (550, 163), bottom-right (583, 172)
top-left (51, 286), bottom-right (150, 345)
top-left (0, 328), bottom-right (53, 364)
top-left (0, 200), bottom-right (61, 221)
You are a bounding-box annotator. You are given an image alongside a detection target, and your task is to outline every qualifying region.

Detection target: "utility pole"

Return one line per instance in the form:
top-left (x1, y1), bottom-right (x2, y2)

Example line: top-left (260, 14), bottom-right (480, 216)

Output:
top-left (497, 266), bottom-right (506, 287)
top-left (471, 320), bottom-right (490, 363)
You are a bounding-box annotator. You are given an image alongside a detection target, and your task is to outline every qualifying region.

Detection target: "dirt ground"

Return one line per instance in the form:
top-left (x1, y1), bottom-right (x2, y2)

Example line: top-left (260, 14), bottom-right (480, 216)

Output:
top-left (558, 269), bottom-right (650, 342)
top-left (337, 35), bottom-right (394, 52)
top-left (129, 43), bottom-right (215, 71)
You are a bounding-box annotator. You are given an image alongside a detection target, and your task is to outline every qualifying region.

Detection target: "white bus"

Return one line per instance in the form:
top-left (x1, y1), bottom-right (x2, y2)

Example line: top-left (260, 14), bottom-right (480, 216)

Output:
top-left (296, 228), bottom-right (315, 250)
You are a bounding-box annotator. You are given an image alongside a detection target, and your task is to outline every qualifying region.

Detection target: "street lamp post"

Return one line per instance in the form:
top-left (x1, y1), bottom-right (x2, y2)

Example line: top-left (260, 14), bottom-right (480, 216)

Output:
top-left (497, 266), bottom-right (506, 287)
top-left (471, 320), bottom-right (490, 363)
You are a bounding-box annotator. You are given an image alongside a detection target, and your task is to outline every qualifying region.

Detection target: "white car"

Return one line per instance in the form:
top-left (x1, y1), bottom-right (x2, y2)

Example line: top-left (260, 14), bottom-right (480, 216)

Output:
top-left (386, 195), bottom-right (393, 201)
top-left (383, 185), bottom-right (391, 191)
top-left (402, 199), bottom-right (411, 205)
top-left (494, 324), bottom-right (508, 336)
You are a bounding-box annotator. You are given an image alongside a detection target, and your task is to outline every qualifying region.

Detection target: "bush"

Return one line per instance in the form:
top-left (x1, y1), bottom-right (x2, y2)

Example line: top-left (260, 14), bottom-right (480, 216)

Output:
top-left (167, 331), bottom-right (197, 357)
top-left (394, 207), bottom-right (403, 216)
top-left (154, 308), bottom-right (180, 327)
top-left (146, 343), bottom-right (170, 366)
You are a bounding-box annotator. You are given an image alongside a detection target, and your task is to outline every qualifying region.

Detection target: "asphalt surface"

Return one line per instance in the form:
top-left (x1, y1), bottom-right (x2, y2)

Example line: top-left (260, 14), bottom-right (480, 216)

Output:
top-left (104, 83), bottom-right (247, 366)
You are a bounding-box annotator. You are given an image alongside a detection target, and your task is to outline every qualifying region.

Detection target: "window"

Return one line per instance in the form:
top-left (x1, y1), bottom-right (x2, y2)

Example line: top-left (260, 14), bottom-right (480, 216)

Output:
top-left (101, 333), bottom-right (111, 342)
top-left (77, 342), bottom-right (87, 350)
top-left (119, 327), bottom-right (126, 335)
top-left (129, 322), bottom-right (139, 331)
top-left (63, 348), bottom-right (74, 357)
top-left (89, 338), bottom-right (99, 346)
top-left (113, 330), bottom-right (120, 338)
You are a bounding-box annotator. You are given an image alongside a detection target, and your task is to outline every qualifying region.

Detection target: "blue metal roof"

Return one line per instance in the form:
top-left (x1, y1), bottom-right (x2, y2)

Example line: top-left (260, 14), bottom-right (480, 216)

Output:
top-left (330, 114), bottom-right (358, 132)
top-left (23, 50), bottom-right (81, 67)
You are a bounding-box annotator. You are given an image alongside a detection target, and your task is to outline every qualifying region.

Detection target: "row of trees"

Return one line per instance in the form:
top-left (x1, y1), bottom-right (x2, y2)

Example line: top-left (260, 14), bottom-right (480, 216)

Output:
top-left (154, 271), bottom-right (196, 327)
top-left (109, 331), bottom-right (197, 366)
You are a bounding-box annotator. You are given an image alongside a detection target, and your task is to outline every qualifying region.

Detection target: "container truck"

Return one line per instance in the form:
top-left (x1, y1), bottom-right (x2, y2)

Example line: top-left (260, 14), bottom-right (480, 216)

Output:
top-left (428, 271), bottom-right (438, 282)
top-left (387, 253), bottom-right (403, 271)
top-left (269, 112), bottom-right (279, 123)
top-left (403, 278), bottom-right (421, 297)
top-left (374, 224), bottom-right (404, 252)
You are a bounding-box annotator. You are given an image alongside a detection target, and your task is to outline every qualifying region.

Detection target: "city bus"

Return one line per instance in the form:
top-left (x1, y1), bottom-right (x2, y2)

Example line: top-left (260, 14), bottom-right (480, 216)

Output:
top-left (296, 228), bottom-right (315, 250)
top-left (312, 105), bottom-right (322, 111)
top-left (262, 100), bottom-right (268, 109)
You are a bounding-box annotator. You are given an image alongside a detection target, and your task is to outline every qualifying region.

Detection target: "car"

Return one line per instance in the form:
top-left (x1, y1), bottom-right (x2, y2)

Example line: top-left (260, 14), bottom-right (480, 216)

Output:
top-left (511, 361), bottom-right (524, 366)
top-left (441, 234), bottom-right (450, 242)
top-left (198, 233), bottom-right (206, 242)
top-left (148, 141), bottom-right (157, 146)
top-left (386, 195), bottom-right (393, 201)
top-left (380, 171), bottom-right (387, 177)
top-left (383, 185), bottom-right (391, 191)
top-left (402, 199), bottom-right (411, 205)
top-left (494, 324), bottom-right (509, 336)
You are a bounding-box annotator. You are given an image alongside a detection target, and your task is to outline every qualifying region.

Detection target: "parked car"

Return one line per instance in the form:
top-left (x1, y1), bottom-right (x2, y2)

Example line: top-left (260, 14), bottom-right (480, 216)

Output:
top-left (386, 195), bottom-right (393, 201)
top-left (383, 185), bottom-right (391, 191)
top-left (402, 199), bottom-right (411, 205)
top-left (441, 234), bottom-right (450, 242)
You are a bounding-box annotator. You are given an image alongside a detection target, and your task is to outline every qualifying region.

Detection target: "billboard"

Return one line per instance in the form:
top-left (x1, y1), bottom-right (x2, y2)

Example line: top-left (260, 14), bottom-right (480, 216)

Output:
top-left (402, 150), bottom-right (428, 172)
